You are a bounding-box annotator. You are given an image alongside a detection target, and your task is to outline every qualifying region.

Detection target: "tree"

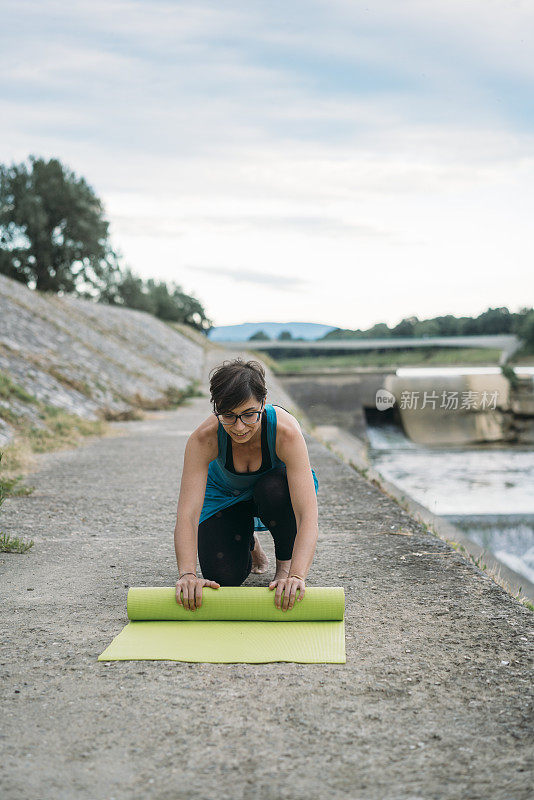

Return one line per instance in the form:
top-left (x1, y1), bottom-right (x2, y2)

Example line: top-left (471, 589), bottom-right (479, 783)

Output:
top-left (277, 330), bottom-right (293, 340)
top-left (0, 156), bottom-right (120, 293)
top-left (516, 309), bottom-right (534, 348)
top-left (476, 307), bottom-right (513, 335)
top-left (145, 278), bottom-right (210, 330)
top-left (98, 267), bottom-right (212, 333)
top-left (391, 317), bottom-right (418, 337)
top-left (366, 322), bottom-right (391, 339)
top-left (98, 267), bottom-right (157, 314)
top-left (248, 331), bottom-right (270, 341)
top-left (413, 319), bottom-right (440, 338)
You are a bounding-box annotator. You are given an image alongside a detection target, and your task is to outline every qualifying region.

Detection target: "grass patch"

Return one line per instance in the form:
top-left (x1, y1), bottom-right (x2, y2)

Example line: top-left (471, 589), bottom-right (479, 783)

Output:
top-left (0, 438), bottom-right (36, 478)
top-left (124, 379), bottom-right (205, 411)
top-left (0, 450), bottom-right (34, 498)
top-left (167, 321), bottom-right (212, 348)
top-left (269, 347), bottom-right (503, 373)
top-left (164, 380), bottom-right (204, 406)
top-left (0, 372), bottom-right (37, 403)
top-left (0, 400), bottom-right (110, 555)
top-left (1, 373), bottom-right (202, 459)
top-left (0, 532), bottom-right (34, 553)
top-left (27, 405), bottom-right (108, 453)
top-left (102, 407), bottom-right (145, 421)
top-left (0, 473), bottom-right (33, 497)
top-left (509, 343), bottom-right (534, 365)
top-left (0, 452), bottom-right (35, 554)
top-left (47, 367), bottom-right (94, 398)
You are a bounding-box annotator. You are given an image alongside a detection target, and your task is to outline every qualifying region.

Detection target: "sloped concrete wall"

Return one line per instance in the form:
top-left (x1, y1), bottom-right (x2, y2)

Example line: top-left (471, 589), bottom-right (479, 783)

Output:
top-left (0, 274), bottom-right (206, 446)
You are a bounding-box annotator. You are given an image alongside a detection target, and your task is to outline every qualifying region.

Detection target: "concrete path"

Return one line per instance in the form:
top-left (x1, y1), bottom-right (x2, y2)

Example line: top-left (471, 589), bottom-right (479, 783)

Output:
top-left (1, 351), bottom-right (533, 800)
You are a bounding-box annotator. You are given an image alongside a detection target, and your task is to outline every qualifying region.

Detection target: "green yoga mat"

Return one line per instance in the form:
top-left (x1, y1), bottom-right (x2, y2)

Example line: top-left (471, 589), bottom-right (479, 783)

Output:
top-left (98, 586), bottom-right (346, 663)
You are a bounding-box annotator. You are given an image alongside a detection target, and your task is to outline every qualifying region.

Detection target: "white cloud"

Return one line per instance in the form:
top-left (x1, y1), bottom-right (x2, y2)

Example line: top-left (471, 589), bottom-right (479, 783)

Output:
top-left (1, 0), bottom-right (533, 327)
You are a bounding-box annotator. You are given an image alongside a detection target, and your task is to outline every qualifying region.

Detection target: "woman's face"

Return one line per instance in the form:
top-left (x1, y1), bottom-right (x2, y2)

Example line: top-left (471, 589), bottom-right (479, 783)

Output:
top-left (219, 395), bottom-right (265, 442)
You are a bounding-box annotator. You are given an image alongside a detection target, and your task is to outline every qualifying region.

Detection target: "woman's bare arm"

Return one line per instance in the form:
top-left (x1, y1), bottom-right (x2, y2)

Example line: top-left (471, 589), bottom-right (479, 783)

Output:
top-left (275, 416), bottom-right (319, 580)
top-left (174, 426), bottom-right (217, 576)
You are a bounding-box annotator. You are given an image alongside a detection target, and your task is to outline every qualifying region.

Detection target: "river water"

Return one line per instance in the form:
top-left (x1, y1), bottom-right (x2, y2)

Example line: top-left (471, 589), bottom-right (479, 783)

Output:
top-left (366, 421), bottom-right (534, 586)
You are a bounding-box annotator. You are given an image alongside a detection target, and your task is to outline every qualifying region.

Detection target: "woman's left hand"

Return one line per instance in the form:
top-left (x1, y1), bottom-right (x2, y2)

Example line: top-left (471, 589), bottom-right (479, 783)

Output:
top-left (268, 575), bottom-right (306, 610)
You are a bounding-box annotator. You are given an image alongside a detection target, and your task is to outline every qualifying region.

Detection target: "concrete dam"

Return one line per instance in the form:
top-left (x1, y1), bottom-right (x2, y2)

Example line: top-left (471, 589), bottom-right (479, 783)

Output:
top-left (277, 366), bottom-right (534, 447)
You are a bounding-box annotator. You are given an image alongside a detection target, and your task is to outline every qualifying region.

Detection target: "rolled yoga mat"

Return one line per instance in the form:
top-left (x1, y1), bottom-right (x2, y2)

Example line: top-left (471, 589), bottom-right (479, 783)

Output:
top-left (98, 586), bottom-right (346, 663)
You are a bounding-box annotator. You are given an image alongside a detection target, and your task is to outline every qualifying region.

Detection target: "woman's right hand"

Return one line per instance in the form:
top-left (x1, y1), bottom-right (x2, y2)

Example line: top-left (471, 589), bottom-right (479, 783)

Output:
top-left (175, 574), bottom-right (220, 611)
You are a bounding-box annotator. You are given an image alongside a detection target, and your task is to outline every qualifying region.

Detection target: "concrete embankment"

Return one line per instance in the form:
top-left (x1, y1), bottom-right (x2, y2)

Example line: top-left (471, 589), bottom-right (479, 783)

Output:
top-left (0, 273), bottom-right (205, 447)
top-left (1, 346), bottom-right (532, 800)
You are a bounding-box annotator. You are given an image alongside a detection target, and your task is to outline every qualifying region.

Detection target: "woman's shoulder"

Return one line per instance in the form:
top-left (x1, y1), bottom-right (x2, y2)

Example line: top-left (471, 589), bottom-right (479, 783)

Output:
top-left (187, 413), bottom-right (220, 461)
top-left (270, 404), bottom-right (302, 450)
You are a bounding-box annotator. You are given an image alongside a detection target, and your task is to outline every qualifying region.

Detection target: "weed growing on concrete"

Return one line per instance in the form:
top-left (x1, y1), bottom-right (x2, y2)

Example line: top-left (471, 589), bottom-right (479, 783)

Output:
top-left (0, 451), bottom-right (35, 553)
top-left (47, 367), bottom-right (94, 398)
top-left (0, 372), bottom-right (37, 404)
top-left (122, 379), bottom-right (204, 412)
top-left (0, 532), bottom-right (34, 553)
top-left (0, 451), bottom-right (34, 498)
top-left (28, 405), bottom-right (107, 453)
top-left (164, 380), bottom-right (204, 407)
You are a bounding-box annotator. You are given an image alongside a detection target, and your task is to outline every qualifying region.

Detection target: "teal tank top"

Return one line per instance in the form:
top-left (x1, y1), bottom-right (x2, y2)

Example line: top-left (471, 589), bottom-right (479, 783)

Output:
top-left (199, 403), bottom-right (319, 531)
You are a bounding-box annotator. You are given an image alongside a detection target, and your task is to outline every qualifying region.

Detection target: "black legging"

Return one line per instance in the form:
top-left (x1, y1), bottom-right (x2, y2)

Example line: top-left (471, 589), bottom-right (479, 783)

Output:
top-left (198, 466), bottom-right (297, 586)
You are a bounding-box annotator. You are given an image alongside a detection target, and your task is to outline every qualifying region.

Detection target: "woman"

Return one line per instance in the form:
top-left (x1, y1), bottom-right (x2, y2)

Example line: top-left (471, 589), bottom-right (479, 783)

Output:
top-left (174, 358), bottom-right (319, 613)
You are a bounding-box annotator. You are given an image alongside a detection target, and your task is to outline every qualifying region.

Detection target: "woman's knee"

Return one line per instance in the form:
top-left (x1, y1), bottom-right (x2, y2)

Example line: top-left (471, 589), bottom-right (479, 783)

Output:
top-left (200, 550), bottom-right (252, 587)
top-left (203, 564), bottom-right (250, 586)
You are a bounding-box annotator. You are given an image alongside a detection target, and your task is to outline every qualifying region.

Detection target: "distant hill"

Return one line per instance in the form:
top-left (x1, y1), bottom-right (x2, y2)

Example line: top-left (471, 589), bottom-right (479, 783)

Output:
top-left (207, 322), bottom-right (337, 342)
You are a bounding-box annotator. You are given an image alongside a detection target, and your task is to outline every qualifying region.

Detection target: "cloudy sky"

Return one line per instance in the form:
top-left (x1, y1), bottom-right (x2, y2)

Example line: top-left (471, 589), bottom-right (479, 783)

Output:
top-left (2, 0), bottom-right (533, 329)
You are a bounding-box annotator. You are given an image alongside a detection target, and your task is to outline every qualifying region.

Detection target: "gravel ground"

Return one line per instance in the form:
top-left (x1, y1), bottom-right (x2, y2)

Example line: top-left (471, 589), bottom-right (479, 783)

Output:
top-left (1, 351), bottom-right (533, 800)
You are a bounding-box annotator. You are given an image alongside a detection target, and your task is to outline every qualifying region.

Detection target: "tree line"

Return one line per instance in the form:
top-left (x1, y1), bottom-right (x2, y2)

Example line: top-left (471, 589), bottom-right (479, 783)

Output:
top-left (0, 156), bottom-right (211, 333)
top-left (250, 308), bottom-right (534, 347)
top-left (248, 306), bottom-right (534, 345)
top-left (322, 308), bottom-right (534, 344)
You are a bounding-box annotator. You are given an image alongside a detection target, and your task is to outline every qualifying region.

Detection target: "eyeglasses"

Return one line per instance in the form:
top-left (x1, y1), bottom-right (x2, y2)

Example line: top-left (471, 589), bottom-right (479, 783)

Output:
top-left (214, 402), bottom-right (264, 426)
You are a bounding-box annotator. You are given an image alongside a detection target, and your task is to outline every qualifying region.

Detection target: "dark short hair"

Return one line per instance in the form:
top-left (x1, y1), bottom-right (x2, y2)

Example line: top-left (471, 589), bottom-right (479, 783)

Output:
top-left (209, 358), bottom-right (267, 414)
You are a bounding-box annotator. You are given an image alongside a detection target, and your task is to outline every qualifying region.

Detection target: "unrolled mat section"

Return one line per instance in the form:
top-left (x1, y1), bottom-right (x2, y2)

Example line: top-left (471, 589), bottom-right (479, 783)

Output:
top-left (98, 586), bottom-right (346, 663)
